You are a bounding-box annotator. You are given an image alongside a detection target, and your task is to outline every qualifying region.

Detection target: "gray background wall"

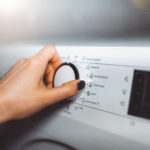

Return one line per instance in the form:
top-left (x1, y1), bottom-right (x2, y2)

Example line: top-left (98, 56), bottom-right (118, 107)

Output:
top-left (0, 0), bottom-right (150, 45)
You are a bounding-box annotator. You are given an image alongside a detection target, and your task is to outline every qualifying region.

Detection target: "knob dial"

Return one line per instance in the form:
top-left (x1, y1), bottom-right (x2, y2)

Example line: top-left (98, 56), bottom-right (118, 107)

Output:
top-left (53, 62), bottom-right (79, 88)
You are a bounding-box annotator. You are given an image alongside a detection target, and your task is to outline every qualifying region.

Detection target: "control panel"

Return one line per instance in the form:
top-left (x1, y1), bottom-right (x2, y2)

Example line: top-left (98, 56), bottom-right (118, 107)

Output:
top-left (129, 70), bottom-right (150, 118)
top-left (50, 46), bottom-right (150, 146)
top-left (57, 52), bottom-right (150, 119)
top-left (54, 60), bottom-right (134, 116)
top-left (55, 46), bottom-right (150, 118)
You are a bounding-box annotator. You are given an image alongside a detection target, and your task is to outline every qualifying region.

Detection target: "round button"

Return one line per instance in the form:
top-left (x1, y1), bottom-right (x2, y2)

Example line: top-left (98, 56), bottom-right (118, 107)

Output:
top-left (53, 62), bottom-right (79, 88)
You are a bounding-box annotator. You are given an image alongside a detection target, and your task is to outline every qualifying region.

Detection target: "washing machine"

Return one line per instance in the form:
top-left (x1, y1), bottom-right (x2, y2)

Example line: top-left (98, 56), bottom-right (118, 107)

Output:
top-left (1, 45), bottom-right (150, 150)
top-left (1, 0), bottom-right (150, 149)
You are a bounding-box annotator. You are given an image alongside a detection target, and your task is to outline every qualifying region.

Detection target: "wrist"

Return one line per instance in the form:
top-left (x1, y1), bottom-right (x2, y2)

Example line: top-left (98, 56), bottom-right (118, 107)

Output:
top-left (0, 92), bottom-right (13, 124)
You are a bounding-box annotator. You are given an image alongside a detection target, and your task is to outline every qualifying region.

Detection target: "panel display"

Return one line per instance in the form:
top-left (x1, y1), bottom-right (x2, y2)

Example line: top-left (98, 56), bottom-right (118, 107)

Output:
top-left (128, 70), bottom-right (150, 119)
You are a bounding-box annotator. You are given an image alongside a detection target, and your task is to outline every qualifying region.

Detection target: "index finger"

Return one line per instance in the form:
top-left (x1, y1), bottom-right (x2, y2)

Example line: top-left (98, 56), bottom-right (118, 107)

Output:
top-left (32, 44), bottom-right (62, 70)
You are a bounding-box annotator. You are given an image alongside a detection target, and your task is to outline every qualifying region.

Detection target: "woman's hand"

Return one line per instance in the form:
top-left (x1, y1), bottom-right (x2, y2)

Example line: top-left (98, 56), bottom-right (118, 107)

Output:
top-left (0, 45), bottom-right (85, 124)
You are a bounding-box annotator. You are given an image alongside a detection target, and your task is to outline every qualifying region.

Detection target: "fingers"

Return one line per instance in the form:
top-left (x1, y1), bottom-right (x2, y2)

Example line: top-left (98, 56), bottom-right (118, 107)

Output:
top-left (30, 44), bottom-right (62, 84)
top-left (45, 63), bottom-right (55, 88)
top-left (32, 44), bottom-right (62, 71)
top-left (37, 80), bottom-right (86, 106)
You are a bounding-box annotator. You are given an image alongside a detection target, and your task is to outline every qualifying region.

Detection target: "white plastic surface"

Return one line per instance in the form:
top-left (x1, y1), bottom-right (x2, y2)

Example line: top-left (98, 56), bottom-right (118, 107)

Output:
top-left (53, 65), bottom-right (76, 87)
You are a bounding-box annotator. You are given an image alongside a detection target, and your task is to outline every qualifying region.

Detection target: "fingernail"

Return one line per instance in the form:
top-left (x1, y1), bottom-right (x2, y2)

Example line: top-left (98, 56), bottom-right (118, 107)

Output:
top-left (77, 80), bottom-right (86, 90)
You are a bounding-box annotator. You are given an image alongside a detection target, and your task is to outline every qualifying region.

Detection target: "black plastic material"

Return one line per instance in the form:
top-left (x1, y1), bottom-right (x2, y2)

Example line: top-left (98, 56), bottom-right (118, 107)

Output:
top-left (128, 70), bottom-right (150, 119)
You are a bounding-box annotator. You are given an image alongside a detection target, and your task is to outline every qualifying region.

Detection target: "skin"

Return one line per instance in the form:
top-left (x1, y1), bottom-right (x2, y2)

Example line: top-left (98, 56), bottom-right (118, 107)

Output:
top-left (0, 44), bottom-right (81, 124)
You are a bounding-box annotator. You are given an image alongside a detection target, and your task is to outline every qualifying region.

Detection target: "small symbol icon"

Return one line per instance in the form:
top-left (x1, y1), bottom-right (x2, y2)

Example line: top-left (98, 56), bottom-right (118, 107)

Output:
top-left (66, 105), bottom-right (70, 110)
top-left (81, 98), bottom-right (86, 104)
top-left (74, 56), bottom-right (79, 59)
top-left (137, 76), bottom-right (144, 83)
top-left (87, 91), bottom-right (90, 96)
top-left (67, 56), bottom-right (70, 60)
top-left (124, 76), bottom-right (129, 82)
top-left (130, 120), bottom-right (135, 126)
top-left (122, 89), bottom-right (127, 95)
top-left (89, 73), bottom-right (93, 78)
top-left (87, 65), bottom-right (90, 70)
top-left (82, 56), bottom-right (86, 61)
top-left (89, 82), bottom-right (93, 87)
top-left (74, 106), bottom-right (78, 111)
top-left (120, 101), bottom-right (125, 106)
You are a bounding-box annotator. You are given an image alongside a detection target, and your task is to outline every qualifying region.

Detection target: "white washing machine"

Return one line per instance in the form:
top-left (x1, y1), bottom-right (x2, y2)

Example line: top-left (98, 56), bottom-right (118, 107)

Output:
top-left (1, 45), bottom-right (150, 150)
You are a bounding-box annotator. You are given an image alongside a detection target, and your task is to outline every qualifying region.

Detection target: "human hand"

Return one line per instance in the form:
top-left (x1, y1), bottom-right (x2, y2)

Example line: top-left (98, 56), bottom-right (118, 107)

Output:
top-left (0, 45), bottom-right (85, 123)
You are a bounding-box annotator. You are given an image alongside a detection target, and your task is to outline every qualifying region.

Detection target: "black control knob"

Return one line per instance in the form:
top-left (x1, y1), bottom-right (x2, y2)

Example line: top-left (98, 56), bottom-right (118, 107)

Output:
top-left (53, 62), bottom-right (79, 88)
top-left (52, 62), bottom-right (82, 100)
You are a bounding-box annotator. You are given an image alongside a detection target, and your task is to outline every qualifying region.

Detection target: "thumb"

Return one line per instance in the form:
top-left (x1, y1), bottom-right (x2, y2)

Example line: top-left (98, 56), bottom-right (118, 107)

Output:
top-left (39, 80), bottom-right (85, 106)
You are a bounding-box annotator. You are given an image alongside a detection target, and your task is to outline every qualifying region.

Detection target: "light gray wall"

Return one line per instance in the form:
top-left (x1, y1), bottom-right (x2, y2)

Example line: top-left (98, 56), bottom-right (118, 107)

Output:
top-left (0, 0), bottom-right (150, 45)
